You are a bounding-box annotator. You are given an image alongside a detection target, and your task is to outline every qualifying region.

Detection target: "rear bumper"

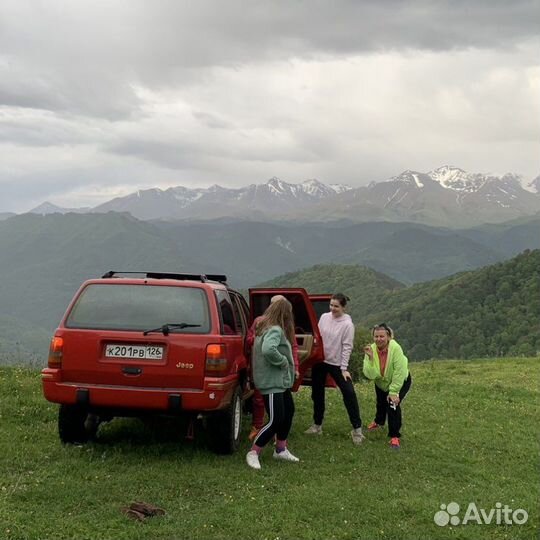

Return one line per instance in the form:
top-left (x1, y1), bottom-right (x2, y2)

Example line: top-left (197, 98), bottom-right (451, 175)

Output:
top-left (41, 368), bottom-right (237, 412)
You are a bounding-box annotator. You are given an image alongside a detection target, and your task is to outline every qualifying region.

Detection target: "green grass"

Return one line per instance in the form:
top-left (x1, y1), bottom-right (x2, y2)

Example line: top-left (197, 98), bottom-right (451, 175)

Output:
top-left (0, 358), bottom-right (538, 540)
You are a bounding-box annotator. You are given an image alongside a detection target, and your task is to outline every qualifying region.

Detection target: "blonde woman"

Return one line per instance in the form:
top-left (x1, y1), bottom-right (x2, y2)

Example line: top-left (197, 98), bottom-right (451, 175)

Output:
top-left (363, 323), bottom-right (411, 450)
top-left (246, 298), bottom-right (299, 470)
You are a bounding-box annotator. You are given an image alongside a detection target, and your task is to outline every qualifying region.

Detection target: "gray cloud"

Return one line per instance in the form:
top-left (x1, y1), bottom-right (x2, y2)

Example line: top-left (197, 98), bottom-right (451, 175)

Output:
top-left (1, 0), bottom-right (538, 115)
top-left (0, 1), bottom-right (538, 211)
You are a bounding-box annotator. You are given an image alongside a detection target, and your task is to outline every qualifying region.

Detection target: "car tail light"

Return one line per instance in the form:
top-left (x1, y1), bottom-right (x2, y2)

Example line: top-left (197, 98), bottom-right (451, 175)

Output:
top-left (205, 343), bottom-right (228, 375)
top-left (48, 337), bottom-right (63, 368)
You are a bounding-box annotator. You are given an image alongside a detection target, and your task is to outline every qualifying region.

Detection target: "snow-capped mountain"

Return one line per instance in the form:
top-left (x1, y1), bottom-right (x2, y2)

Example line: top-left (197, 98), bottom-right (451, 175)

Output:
top-left (24, 167), bottom-right (539, 226)
top-left (309, 166), bottom-right (540, 227)
top-left (428, 165), bottom-right (492, 192)
top-left (91, 177), bottom-right (352, 221)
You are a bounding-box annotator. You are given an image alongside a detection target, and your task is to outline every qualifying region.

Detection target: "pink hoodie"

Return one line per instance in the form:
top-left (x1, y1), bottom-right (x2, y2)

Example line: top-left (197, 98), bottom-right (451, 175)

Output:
top-left (318, 312), bottom-right (355, 370)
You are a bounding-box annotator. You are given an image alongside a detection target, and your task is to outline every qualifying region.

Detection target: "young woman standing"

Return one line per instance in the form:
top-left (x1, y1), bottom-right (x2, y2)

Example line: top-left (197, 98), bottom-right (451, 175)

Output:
top-left (245, 295), bottom-right (299, 442)
top-left (246, 297), bottom-right (300, 470)
top-left (305, 293), bottom-right (365, 445)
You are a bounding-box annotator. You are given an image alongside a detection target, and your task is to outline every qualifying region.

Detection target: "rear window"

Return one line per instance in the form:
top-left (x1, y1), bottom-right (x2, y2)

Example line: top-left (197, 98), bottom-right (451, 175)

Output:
top-left (65, 284), bottom-right (211, 333)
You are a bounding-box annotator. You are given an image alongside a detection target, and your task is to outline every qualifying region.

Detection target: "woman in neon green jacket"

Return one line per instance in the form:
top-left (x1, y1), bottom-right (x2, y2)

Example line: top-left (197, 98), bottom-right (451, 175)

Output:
top-left (363, 323), bottom-right (411, 449)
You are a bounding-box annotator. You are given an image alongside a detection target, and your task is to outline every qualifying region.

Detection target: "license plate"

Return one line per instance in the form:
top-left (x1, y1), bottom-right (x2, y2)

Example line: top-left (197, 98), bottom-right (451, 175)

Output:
top-left (105, 344), bottom-right (164, 360)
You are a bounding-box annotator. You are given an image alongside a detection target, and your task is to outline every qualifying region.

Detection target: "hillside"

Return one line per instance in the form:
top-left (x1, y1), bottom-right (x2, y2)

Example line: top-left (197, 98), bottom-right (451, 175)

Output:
top-left (257, 264), bottom-right (405, 321)
top-left (155, 219), bottom-right (506, 285)
top-left (257, 250), bottom-right (540, 361)
top-left (362, 249), bottom-right (540, 360)
top-left (0, 212), bottom-right (192, 362)
top-left (460, 214), bottom-right (540, 257)
top-left (1, 358), bottom-right (538, 540)
top-left (339, 227), bottom-right (503, 284)
top-left (0, 212), bottom-right (538, 363)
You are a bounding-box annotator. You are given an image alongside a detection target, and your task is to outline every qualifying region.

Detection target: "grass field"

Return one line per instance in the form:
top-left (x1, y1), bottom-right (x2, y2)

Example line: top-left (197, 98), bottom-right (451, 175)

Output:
top-left (0, 357), bottom-right (538, 540)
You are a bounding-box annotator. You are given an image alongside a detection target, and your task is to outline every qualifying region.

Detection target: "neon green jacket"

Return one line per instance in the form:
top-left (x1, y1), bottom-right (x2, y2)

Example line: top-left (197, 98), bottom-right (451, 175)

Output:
top-left (363, 339), bottom-right (409, 395)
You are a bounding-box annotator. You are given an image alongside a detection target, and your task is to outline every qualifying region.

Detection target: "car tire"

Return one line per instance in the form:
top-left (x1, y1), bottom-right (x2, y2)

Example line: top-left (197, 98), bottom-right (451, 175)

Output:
top-left (58, 404), bottom-right (93, 444)
top-left (207, 386), bottom-right (243, 455)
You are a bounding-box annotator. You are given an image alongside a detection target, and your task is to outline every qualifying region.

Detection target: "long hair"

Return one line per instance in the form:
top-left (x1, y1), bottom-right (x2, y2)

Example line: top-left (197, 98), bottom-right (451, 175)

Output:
top-left (256, 297), bottom-right (295, 346)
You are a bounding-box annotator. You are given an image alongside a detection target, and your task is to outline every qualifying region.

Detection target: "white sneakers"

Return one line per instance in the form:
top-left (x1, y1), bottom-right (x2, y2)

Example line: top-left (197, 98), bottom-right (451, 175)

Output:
top-left (304, 424), bottom-right (323, 435)
top-left (351, 427), bottom-right (366, 445)
top-left (246, 448), bottom-right (300, 469)
top-left (273, 448), bottom-right (300, 462)
top-left (246, 450), bottom-right (261, 470)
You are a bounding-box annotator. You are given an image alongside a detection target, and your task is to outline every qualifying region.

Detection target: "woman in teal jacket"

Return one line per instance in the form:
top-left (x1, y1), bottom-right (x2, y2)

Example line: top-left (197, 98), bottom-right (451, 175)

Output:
top-left (246, 298), bottom-right (300, 470)
top-left (363, 323), bottom-right (411, 449)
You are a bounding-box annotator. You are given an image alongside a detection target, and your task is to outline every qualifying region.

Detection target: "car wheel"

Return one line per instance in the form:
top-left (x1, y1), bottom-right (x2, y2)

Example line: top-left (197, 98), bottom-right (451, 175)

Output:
top-left (58, 404), bottom-right (93, 444)
top-left (207, 386), bottom-right (242, 455)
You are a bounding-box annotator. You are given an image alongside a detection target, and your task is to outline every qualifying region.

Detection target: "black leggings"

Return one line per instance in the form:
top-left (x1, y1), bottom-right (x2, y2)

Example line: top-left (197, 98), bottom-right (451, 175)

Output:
top-left (374, 373), bottom-right (412, 438)
top-left (253, 389), bottom-right (295, 448)
top-left (311, 362), bottom-right (362, 429)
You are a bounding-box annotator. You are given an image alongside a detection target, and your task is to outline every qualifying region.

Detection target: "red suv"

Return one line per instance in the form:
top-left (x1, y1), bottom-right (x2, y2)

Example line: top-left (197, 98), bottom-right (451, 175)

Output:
top-left (41, 272), bottom-right (328, 453)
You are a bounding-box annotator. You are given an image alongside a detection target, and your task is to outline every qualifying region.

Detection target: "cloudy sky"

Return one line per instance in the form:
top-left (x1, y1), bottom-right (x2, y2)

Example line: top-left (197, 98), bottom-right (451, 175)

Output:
top-left (1, 1), bottom-right (539, 212)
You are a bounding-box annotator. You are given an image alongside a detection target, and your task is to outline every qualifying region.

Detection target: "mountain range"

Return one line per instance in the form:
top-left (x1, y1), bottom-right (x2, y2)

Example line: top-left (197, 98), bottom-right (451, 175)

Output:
top-left (26, 166), bottom-right (540, 227)
top-left (1, 211), bottom-right (539, 364)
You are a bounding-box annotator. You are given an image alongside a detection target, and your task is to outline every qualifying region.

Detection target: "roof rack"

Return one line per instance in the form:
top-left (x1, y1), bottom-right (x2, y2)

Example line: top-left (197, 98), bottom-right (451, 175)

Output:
top-left (101, 271), bottom-right (228, 284)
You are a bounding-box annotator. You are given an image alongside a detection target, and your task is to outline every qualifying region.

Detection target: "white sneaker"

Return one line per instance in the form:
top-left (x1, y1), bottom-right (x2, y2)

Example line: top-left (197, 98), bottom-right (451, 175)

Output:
top-left (304, 424), bottom-right (322, 435)
top-left (273, 448), bottom-right (300, 463)
top-left (246, 450), bottom-right (261, 470)
top-left (351, 428), bottom-right (366, 446)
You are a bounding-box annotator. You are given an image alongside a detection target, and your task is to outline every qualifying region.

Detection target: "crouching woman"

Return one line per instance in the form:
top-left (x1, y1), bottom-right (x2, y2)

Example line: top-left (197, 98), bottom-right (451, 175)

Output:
top-left (363, 323), bottom-right (412, 449)
top-left (246, 297), bottom-right (299, 470)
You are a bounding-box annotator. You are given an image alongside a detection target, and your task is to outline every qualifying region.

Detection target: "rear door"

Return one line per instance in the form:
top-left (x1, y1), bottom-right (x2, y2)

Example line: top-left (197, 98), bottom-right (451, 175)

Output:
top-left (59, 281), bottom-right (212, 390)
top-left (306, 294), bottom-right (335, 387)
top-left (248, 288), bottom-right (326, 390)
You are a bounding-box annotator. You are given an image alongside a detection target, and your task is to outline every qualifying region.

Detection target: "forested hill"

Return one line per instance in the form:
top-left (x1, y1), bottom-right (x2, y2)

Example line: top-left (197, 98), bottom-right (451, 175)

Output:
top-left (257, 250), bottom-right (540, 361)
top-left (258, 264), bottom-right (405, 320)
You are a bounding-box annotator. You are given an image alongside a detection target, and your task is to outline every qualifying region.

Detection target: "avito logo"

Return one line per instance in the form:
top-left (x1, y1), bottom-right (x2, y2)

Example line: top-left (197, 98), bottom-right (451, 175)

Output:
top-left (434, 502), bottom-right (528, 526)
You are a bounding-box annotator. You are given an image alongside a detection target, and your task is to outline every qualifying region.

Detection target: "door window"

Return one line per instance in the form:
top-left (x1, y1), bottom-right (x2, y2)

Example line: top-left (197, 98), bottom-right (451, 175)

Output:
top-left (230, 293), bottom-right (247, 335)
top-left (215, 290), bottom-right (238, 335)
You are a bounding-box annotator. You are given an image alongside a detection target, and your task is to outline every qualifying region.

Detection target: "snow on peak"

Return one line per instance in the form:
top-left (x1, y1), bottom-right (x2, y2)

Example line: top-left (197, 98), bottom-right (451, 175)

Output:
top-left (301, 178), bottom-right (333, 197)
top-left (519, 174), bottom-right (540, 194)
top-left (302, 178), bottom-right (324, 188)
top-left (390, 170), bottom-right (425, 188)
top-left (207, 184), bottom-right (226, 192)
top-left (266, 177), bottom-right (290, 194)
top-left (428, 166), bottom-right (488, 192)
top-left (169, 186), bottom-right (205, 204)
top-left (528, 175), bottom-right (540, 194)
top-left (329, 183), bottom-right (352, 194)
top-left (429, 165), bottom-right (466, 184)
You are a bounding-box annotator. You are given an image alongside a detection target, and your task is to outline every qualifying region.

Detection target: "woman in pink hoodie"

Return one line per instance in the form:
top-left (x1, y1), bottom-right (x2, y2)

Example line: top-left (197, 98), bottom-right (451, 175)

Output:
top-left (304, 293), bottom-right (365, 445)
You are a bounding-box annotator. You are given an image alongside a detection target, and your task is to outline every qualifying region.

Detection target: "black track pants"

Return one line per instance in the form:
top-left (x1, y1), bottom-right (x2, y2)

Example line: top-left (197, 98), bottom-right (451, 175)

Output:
top-left (253, 389), bottom-right (295, 448)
